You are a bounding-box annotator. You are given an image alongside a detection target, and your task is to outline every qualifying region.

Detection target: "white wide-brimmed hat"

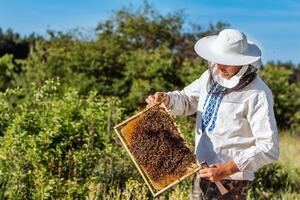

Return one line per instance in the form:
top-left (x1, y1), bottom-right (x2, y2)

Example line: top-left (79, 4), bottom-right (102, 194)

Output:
top-left (194, 29), bottom-right (262, 66)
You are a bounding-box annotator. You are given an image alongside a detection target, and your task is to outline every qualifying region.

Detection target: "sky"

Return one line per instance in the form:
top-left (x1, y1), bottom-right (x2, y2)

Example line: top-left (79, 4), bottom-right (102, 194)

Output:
top-left (1, 0), bottom-right (299, 64)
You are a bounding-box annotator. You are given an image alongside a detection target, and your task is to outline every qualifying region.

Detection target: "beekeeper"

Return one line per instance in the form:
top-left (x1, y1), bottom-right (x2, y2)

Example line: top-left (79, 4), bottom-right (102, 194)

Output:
top-left (146, 29), bottom-right (279, 200)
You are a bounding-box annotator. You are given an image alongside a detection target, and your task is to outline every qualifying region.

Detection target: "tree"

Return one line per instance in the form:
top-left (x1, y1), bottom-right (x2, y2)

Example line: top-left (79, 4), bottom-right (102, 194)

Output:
top-left (0, 28), bottom-right (39, 59)
top-left (260, 62), bottom-right (300, 129)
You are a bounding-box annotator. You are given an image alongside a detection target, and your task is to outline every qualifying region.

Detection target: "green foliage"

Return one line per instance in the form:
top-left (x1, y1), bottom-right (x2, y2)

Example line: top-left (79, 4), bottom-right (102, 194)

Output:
top-left (95, 2), bottom-right (184, 50)
top-left (177, 59), bottom-right (207, 85)
top-left (260, 63), bottom-right (300, 129)
top-left (15, 34), bottom-right (100, 95)
top-left (248, 163), bottom-right (300, 200)
top-left (0, 28), bottom-right (38, 59)
top-left (0, 54), bottom-right (16, 92)
top-left (0, 79), bottom-right (137, 199)
top-left (119, 46), bottom-right (182, 111)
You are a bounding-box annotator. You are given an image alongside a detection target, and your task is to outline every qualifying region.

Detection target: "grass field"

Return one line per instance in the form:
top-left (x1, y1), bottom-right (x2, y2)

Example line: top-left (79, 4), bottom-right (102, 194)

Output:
top-left (272, 132), bottom-right (300, 200)
top-left (278, 132), bottom-right (300, 169)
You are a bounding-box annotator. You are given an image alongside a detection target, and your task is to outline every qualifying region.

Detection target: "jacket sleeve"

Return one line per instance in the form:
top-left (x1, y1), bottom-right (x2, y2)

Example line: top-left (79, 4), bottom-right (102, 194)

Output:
top-left (233, 93), bottom-right (280, 172)
top-left (166, 70), bottom-right (209, 116)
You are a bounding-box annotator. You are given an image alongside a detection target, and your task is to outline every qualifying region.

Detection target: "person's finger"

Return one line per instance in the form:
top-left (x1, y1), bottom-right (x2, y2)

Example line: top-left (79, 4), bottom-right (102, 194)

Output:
top-left (199, 168), bottom-right (211, 174)
top-left (208, 177), bottom-right (215, 182)
top-left (157, 92), bottom-right (169, 104)
top-left (146, 95), bottom-right (156, 104)
top-left (145, 98), bottom-right (151, 104)
top-left (199, 169), bottom-right (212, 176)
top-left (148, 95), bottom-right (155, 101)
top-left (199, 173), bottom-right (212, 178)
top-left (154, 92), bottom-right (162, 101)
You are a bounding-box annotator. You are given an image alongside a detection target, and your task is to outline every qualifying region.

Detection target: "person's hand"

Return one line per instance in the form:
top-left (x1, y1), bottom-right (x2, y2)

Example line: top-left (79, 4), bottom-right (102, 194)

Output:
top-left (146, 92), bottom-right (170, 106)
top-left (199, 161), bottom-right (239, 182)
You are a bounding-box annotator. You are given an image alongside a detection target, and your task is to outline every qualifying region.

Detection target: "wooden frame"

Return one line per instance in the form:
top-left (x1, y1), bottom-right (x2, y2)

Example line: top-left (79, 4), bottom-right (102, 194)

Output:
top-left (113, 103), bottom-right (201, 197)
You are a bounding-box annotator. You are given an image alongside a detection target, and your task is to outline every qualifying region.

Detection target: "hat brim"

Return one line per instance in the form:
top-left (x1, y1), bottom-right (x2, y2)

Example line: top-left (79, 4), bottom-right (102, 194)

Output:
top-left (194, 36), bottom-right (262, 66)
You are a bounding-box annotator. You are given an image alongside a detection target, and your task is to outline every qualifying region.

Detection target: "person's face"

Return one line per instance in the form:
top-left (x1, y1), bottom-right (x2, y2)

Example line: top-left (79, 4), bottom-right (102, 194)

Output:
top-left (215, 63), bottom-right (242, 79)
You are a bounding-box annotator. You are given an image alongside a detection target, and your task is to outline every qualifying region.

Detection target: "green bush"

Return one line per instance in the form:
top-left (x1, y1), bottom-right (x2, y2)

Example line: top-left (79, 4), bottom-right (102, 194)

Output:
top-left (0, 79), bottom-right (138, 199)
top-left (0, 54), bottom-right (16, 92)
top-left (248, 163), bottom-right (300, 200)
top-left (260, 63), bottom-right (300, 129)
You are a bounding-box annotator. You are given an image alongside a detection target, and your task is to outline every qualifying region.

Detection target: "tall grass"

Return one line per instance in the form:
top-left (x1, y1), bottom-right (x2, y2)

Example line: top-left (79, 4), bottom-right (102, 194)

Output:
top-left (278, 132), bottom-right (300, 169)
top-left (247, 131), bottom-right (300, 200)
top-left (276, 132), bottom-right (300, 199)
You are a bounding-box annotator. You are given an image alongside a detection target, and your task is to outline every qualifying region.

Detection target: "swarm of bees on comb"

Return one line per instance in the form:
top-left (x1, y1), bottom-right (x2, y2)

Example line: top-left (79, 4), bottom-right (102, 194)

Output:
top-left (114, 103), bottom-right (201, 196)
top-left (130, 106), bottom-right (196, 182)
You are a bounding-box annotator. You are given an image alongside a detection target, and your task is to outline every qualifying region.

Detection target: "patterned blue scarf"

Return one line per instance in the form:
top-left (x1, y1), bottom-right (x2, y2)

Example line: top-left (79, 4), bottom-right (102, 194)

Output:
top-left (201, 83), bottom-right (226, 133)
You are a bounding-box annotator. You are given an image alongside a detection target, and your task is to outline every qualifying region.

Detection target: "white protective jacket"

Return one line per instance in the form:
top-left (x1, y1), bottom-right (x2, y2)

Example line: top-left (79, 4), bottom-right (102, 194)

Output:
top-left (167, 70), bottom-right (279, 180)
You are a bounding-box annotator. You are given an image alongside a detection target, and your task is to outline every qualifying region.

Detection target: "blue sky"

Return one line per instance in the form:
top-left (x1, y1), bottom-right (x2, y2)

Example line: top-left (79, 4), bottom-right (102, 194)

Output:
top-left (1, 0), bottom-right (299, 64)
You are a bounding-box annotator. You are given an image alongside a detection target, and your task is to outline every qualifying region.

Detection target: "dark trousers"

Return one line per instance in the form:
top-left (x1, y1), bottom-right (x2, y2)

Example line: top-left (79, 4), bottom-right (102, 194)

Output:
top-left (189, 173), bottom-right (250, 200)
